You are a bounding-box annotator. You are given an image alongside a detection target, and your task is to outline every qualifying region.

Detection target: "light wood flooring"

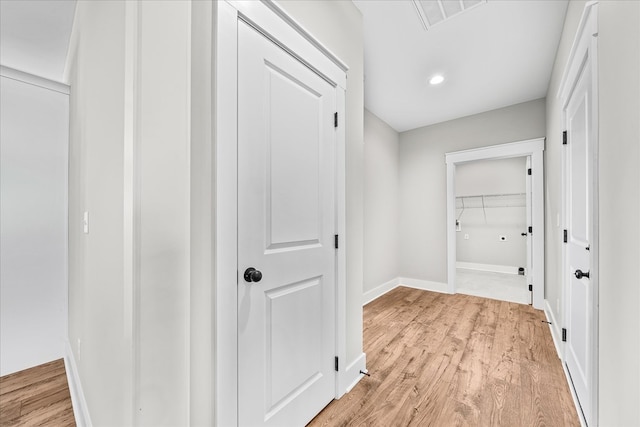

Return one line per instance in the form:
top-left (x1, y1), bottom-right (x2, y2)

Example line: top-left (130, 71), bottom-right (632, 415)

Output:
top-left (0, 359), bottom-right (75, 427)
top-left (309, 286), bottom-right (579, 427)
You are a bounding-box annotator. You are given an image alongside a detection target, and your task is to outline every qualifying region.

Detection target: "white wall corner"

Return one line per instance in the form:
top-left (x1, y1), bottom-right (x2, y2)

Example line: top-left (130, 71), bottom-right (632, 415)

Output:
top-left (363, 277), bottom-right (400, 306)
top-left (64, 341), bottom-right (92, 427)
top-left (398, 277), bottom-right (451, 294)
top-left (544, 300), bottom-right (563, 359)
top-left (338, 352), bottom-right (367, 398)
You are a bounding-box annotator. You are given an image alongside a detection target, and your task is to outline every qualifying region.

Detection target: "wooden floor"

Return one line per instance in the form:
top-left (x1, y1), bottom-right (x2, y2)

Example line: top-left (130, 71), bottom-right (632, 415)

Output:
top-left (0, 359), bottom-right (75, 427)
top-left (309, 287), bottom-right (580, 427)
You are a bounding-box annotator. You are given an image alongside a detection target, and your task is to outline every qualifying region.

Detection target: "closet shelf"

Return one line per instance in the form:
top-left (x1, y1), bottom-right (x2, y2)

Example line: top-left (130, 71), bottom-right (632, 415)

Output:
top-left (455, 193), bottom-right (526, 209)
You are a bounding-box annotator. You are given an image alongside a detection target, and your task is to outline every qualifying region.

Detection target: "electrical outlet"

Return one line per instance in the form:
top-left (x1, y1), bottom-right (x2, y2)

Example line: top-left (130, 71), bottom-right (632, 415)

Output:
top-left (464, 234), bottom-right (469, 240)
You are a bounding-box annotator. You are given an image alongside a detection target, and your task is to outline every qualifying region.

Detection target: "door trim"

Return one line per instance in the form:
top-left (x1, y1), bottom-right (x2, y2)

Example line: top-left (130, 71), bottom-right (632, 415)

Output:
top-left (445, 138), bottom-right (545, 309)
top-left (214, 2), bottom-right (348, 425)
top-left (558, 2), bottom-right (599, 426)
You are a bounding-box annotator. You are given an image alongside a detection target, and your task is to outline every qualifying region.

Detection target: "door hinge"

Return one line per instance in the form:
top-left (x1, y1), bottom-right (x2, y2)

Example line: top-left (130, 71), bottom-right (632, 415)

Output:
top-left (563, 229), bottom-right (568, 243)
top-left (562, 328), bottom-right (567, 342)
top-left (528, 226), bottom-right (533, 234)
top-left (334, 234), bottom-right (339, 249)
top-left (334, 112), bottom-right (338, 128)
top-left (528, 284), bottom-right (533, 292)
top-left (335, 356), bottom-right (339, 372)
top-left (527, 168), bottom-right (532, 176)
top-left (562, 130), bottom-right (568, 145)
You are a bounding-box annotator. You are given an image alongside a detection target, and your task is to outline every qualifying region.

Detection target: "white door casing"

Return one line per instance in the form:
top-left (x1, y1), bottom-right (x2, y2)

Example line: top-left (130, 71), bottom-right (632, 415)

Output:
top-left (559, 3), bottom-right (599, 426)
top-left (525, 156), bottom-right (533, 304)
top-left (445, 138), bottom-right (545, 309)
top-left (237, 19), bottom-right (337, 426)
top-left (214, 1), bottom-right (349, 426)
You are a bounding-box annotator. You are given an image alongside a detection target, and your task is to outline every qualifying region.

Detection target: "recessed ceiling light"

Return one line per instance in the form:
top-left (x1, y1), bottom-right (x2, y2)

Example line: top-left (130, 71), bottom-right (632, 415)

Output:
top-left (429, 75), bottom-right (445, 85)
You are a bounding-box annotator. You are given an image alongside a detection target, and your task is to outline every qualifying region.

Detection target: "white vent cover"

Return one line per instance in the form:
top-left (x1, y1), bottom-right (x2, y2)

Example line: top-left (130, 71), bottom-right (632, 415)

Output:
top-left (412, 0), bottom-right (487, 30)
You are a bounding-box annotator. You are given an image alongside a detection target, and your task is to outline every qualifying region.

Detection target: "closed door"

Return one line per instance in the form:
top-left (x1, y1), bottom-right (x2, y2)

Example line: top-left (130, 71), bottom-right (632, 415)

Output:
top-left (564, 55), bottom-right (593, 424)
top-left (237, 20), bottom-right (337, 427)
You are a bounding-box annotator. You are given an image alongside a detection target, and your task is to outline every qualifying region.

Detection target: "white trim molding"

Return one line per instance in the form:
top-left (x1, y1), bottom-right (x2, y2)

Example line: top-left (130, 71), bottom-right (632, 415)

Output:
top-left (64, 341), bottom-right (92, 427)
top-left (544, 299), bottom-right (562, 358)
top-left (399, 277), bottom-right (450, 294)
top-left (363, 278), bottom-right (400, 306)
top-left (445, 138), bottom-right (545, 310)
top-left (456, 262), bottom-right (520, 275)
top-left (0, 65), bottom-right (70, 94)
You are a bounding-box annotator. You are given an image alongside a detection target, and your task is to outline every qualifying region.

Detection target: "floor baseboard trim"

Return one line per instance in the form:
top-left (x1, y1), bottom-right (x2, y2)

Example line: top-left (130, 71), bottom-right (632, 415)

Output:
top-left (340, 352), bottom-right (367, 397)
top-left (363, 278), bottom-right (400, 306)
top-left (456, 262), bottom-right (521, 275)
top-left (544, 300), bottom-right (562, 358)
top-left (399, 277), bottom-right (450, 294)
top-left (64, 341), bottom-right (91, 427)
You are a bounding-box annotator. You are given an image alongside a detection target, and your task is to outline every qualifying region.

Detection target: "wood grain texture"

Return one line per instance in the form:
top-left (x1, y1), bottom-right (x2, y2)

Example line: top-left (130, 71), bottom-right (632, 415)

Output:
top-left (309, 287), bottom-right (579, 427)
top-left (0, 359), bottom-right (75, 427)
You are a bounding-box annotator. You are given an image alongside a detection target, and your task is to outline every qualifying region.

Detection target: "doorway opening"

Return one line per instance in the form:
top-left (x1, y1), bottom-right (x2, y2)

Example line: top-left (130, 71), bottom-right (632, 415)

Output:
top-left (445, 138), bottom-right (545, 310)
top-left (454, 157), bottom-right (531, 305)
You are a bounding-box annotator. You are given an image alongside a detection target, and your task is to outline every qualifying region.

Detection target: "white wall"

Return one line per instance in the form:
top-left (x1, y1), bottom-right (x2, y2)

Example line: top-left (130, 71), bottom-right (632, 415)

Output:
top-left (455, 157), bottom-right (527, 269)
top-left (363, 109), bottom-right (399, 293)
top-left (68, 1), bottom-right (192, 425)
top-left (277, 0), bottom-right (365, 367)
top-left (546, 1), bottom-right (640, 424)
top-left (67, 2), bottom-right (128, 424)
top-left (398, 99), bottom-right (546, 284)
top-left (0, 72), bottom-right (68, 376)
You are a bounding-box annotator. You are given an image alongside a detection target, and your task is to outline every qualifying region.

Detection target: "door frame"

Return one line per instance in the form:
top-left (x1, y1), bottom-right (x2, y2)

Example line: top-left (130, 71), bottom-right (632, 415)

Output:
top-left (214, 1), bottom-right (348, 425)
top-left (445, 138), bottom-right (545, 309)
top-left (557, 2), bottom-right (599, 425)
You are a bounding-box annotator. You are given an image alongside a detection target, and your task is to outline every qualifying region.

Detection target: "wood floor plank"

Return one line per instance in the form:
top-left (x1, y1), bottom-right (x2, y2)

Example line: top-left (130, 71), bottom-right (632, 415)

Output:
top-left (308, 288), bottom-right (580, 427)
top-left (0, 359), bottom-right (75, 427)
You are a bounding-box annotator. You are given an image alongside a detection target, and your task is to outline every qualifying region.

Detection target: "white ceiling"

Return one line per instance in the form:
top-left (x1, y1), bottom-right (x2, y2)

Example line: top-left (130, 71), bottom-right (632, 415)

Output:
top-left (354, 0), bottom-right (569, 132)
top-left (0, 0), bottom-right (76, 82)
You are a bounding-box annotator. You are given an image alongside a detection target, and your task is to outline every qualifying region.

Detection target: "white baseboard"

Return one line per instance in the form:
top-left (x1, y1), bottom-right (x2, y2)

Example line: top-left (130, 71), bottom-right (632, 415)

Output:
top-left (544, 299), bottom-right (562, 358)
top-left (363, 278), bottom-right (400, 306)
top-left (64, 341), bottom-right (92, 427)
top-left (456, 262), bottom-right (521, 275)
top-left (338, 352), bottom-right (367, 397)
top-left (398, 277), bottom-right (450, 294)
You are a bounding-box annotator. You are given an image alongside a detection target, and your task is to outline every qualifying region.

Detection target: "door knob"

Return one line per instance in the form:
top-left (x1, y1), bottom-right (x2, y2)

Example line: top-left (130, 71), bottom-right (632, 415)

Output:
top-left (244, 267), bottom-right (262, 283)
top-left (575, 269), bottom-right (590, 279)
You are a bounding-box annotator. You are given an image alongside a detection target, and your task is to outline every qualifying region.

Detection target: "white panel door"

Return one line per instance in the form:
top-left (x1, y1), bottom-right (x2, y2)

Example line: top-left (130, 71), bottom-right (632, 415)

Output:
top-left (564, 58), bottom-right (593, 424)
top-left (237, 20), bottom-right (337, 427)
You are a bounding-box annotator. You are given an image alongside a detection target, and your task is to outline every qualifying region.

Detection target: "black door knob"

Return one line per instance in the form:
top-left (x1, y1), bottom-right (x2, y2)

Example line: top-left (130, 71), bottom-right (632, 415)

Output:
top-left (244, 267), bottom-right (262, 283)
top-left (575, 269), bottom-right (590, 279)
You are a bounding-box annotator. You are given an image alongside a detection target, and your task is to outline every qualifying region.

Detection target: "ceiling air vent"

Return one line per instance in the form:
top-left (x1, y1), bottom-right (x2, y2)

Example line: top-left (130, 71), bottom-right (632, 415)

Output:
top-left (412, 0), bottom-right (487, 30)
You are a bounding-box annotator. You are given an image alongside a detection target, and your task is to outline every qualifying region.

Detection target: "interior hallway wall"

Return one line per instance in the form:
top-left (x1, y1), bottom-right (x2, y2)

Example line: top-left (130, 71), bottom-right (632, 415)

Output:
top-left (398, 98), bottom-right (546, 284)
top-left (363, 109), bottom-right (399, 293)
top-left (546, 1), bottom-right (640, 424)
top-left (0, 72), bottom-right (68, 376)
top-left (277, 0), bottom-right (365, 367)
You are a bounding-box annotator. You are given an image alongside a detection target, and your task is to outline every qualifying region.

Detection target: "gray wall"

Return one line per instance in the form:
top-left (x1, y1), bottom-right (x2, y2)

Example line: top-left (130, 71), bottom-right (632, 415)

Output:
top-left (398, 98), bottom-right (546, 283)
top-left (546, 1), bottom-right (640, 424)
top-left (0, 74), bottom-right (68, 376)
top-left (363, 109), bottom-right (399, 292)
top-left (456, 158), bottom-right (527, 269)
top-left (278, 0), bottom-right (364, 366)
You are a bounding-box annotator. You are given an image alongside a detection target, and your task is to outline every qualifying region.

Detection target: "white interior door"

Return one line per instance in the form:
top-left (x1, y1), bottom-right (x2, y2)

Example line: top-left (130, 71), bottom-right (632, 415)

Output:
top-left (564, 55), bottom-right (594, 424)
top-left (237, 20), bottom-right (337, 427)
top-left (525, 156), bottom-right (533, 304)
